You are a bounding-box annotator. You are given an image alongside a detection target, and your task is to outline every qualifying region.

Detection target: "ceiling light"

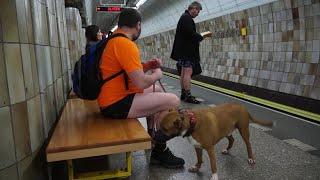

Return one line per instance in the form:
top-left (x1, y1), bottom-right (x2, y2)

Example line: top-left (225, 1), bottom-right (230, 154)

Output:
top-left (111, 25), bottom-right (118, 32)
top-left (136, 0), bottom-right (148, 9)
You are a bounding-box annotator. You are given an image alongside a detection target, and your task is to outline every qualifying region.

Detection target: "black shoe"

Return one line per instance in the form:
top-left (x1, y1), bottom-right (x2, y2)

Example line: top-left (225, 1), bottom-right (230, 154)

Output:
top-left (184, 96), bottom-right (200, 104)
top-left (148, 129), bottom-right (154, 138)
top-left (180, 93), bottom-right (185, 100)
top-left (150, 148), bottom-right (185, 168)
top-left (180, 89), bottom-right (186, 100)
top-left (181, 93), bottom-right (196, 100)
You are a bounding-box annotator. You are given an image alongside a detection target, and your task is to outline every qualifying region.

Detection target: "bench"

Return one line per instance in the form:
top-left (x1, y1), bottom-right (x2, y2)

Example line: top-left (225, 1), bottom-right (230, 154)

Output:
top-left (46, 98), bottom-right (151, 180)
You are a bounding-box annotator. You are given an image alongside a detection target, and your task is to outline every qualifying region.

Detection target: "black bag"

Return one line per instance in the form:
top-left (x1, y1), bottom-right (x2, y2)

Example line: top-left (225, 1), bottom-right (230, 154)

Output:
top-left (176, 61), bottom-right (202, 77)
top-left (72, 33), bottom-right (128, 100)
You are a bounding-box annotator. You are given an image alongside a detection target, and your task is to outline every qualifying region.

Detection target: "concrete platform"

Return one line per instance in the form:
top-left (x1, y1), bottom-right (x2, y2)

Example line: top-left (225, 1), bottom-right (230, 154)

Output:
top-left (51, 76), bottom-right (320, 179)
top-left (128, 118), bottom-right (320, 179)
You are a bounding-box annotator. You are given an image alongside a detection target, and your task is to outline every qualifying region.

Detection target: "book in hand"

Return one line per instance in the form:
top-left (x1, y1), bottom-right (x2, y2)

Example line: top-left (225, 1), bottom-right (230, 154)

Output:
top-left (200, 31), bottom-right (212, 38)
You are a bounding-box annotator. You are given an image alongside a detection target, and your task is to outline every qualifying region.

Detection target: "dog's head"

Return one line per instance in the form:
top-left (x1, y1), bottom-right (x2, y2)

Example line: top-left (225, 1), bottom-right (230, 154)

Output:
top-left (160, 110), bottom-right (185, 137)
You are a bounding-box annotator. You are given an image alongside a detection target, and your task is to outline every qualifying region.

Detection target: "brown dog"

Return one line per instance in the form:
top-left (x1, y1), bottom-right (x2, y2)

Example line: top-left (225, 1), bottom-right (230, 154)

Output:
top-left (160, 103), bottom-right (273, 180)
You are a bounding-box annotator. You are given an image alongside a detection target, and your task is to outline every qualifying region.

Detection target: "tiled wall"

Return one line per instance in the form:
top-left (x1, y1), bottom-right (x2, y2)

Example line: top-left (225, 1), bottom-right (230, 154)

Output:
top-left (140, 0), bottom-right (277, 37)
top-left (138, 0), bottom-right (320, 101)
top-left (66, 7), bottom-right (86, 73)
top-left (0, 0), bottom-right (72, 179)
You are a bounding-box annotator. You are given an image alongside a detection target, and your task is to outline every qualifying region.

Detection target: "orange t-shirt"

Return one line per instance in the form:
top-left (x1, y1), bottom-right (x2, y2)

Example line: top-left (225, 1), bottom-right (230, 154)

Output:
top-left (98, 29), bottom-right (143, 108)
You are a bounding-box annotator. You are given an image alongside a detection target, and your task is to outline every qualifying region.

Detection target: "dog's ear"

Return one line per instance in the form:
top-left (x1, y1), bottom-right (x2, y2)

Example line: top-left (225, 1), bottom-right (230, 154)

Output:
top-left (173, 118), bottom-right (182, 129)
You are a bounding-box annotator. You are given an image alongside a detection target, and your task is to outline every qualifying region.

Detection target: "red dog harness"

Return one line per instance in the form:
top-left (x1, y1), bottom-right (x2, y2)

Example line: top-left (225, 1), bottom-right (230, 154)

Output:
top-left (180, 109), bottom-right (197, 138)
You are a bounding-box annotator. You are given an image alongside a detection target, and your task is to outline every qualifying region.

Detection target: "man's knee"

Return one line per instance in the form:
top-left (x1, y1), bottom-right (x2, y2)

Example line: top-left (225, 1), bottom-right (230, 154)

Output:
top-left (155, 85), bottom-right (162, 92)
top-left (168, 93), bottom-right (180, 107)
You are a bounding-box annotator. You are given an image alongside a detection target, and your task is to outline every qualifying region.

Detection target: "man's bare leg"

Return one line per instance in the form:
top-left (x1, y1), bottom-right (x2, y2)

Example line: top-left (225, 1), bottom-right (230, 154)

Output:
top-left (143, 85), bottom-right (162, 137)
top-left (181, 67), bottom-right (200, 104)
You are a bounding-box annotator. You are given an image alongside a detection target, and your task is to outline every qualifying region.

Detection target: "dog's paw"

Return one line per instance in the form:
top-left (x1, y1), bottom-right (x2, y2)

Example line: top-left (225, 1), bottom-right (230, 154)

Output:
top-left (210, 173), bottom-right (219, 180)
top-left (221, 149), bottom-right (229, 155)
top-left (247, 158), bottom-right (255, 165)
top-left (188, 165), bottom-right (200, 173)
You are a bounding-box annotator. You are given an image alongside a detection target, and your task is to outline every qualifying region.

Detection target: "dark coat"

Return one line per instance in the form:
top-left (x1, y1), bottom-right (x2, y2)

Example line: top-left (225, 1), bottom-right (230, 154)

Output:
top-left (170, 10), bottom-right (203, 62)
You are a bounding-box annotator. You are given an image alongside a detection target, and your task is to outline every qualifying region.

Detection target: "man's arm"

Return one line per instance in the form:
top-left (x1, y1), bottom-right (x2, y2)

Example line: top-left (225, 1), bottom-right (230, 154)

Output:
top-left (128, 68), bottom-right (162, 89)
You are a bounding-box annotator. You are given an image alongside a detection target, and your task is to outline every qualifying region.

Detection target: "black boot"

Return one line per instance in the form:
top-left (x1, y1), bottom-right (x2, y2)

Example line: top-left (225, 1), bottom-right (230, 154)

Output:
top-left (150, 130), bottom-right (185, 168)
top-left (146, 116), bottom-right (155, 138)
top-left (180, 89), bottom-right (186, 100)
top-left (184, 90), bottom-right (200, 104)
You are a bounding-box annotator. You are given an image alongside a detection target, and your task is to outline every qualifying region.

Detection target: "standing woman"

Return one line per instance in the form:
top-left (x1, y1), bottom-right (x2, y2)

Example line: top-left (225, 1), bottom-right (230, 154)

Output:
top-left (85, 25), bottom-right (103, 52)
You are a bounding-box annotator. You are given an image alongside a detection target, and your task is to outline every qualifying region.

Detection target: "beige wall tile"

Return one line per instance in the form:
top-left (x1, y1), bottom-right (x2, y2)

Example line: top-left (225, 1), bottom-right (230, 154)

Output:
top-left (40, 86), bottom-right (57, 138)
top-left (63, 73), bottom-right (69, 101)
top-left (24, 0), bottom-right (34, 44)
top-left (0, 106), bottom-right (16, 169)
top-left (54, 78), bottom-right (64, 113)
top-left (21, 44), bottom-right (35, 99)
top-left (31, 1), bottom-right (49, 45)
top-left (0, 44), bottom-right (9, 107)
top-left (47, 85), bottom-right (57, 127)
top-left (29, 44), bottom-right (40, 95)
top-left (60, 48), bottom-right (68, 73)
top-left (11, 102), bottom-right (31, 161)
top-left (4, 43), bottom-right (25, 104)
top-left (0, 16), bottom-right (3, 42)
top-left (0, 165), bottom-right (19, 180)
top-left (35, 45), bottom-right (53, 93)
top-left (0, 0), bottom-right (19, 42)
top-left (27, 95), bottom-right (44, 153)
top-left (48, 14), bottom-right (59, 47)
top-left (51, 47), bottom-right (62, 81)
top-left (15, 0), bottom-right (28, 43)
top-left (40, 4), bottom-right (49, 45)
top-left (40, 94), bottom-right (50, 138)
top-left (17, 155), bottom-right (33, 180)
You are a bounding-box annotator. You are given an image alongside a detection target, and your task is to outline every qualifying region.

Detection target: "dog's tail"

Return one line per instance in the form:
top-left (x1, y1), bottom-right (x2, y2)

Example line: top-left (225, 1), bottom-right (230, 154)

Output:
top-left (249, 114), bottom-right (273, 127)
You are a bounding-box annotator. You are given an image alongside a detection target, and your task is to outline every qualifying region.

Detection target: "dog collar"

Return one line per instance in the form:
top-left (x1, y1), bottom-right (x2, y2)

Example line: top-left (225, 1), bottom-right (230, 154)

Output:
top-left (182, 110), bottom-right (197, 138)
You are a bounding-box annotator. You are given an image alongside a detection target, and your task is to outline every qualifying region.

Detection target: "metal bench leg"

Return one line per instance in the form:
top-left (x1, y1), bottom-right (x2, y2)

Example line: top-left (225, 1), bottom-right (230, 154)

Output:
top-left (67, 160), bottom-right (74, 180)
top-left (126, 152), bottom-right (132, 173)
top-left (68, 152), bottom-right (132, 179)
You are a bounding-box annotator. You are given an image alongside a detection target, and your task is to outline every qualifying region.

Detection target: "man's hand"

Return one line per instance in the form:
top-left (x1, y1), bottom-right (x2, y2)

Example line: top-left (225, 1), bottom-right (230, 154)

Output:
top-left (200, 31), bottom-right (212, 38)
top-left (142, 58), bottom-right (162, 72)
top-left (151, 68), bottom-right (163, 81)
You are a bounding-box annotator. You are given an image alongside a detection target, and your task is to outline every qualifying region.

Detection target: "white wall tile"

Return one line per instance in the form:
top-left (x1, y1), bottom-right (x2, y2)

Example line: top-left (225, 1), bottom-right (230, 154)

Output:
top-left (4, 43), bottom-right (26, 104)
top-left (27, 95), bottom-right (44, 152)
top-left (0, 106), bottom-right (16, 169)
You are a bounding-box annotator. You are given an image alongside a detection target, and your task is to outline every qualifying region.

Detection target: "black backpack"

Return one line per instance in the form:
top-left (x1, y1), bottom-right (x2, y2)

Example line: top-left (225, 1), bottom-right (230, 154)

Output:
top-left (72, 33), bottom-right (128, 100)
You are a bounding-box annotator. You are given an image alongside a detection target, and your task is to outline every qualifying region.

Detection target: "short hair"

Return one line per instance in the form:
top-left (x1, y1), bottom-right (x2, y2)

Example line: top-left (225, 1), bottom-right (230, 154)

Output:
top-left (85, 25), bottom-right (100, 42)
top-left (188, 1), bottom-right (202, 10)
top-left (118, 8), bottom-right (141, 28)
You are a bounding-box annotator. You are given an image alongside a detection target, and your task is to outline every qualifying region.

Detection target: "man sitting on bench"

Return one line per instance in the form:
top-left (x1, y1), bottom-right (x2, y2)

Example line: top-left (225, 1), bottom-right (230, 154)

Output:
top-left (98, 8), bottom-right (184, 169)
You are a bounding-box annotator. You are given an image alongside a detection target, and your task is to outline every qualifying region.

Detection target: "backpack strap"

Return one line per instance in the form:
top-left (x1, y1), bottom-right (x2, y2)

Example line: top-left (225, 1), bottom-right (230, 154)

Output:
top-left (100, 33), bottom-right (129, 90)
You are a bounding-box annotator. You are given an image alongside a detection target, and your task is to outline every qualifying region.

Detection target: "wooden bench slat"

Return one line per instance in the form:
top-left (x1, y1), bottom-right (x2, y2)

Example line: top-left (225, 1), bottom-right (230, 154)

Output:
top-left (46, 99), bottom-right (151, 161)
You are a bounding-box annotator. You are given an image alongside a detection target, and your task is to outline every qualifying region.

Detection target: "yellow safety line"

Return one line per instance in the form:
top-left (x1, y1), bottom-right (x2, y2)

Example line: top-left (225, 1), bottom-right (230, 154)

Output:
top-left (164, 72), bottom-right (320, 122)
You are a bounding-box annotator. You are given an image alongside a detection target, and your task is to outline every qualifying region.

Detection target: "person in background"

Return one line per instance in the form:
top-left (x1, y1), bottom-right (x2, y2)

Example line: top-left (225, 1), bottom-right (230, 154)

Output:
top-left (170, 1), bottom-right (211, 104)
top-left (98, 8), bottom-right (185, 169)
top-left (85, 25), bottom-right (103, 52)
